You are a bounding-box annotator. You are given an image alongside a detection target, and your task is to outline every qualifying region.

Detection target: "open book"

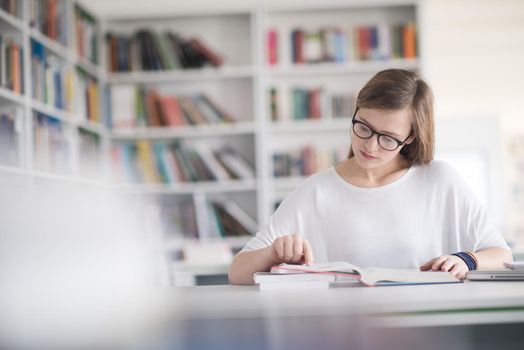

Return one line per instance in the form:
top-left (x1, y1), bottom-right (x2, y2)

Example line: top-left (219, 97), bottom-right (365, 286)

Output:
top-left (270, 261), bottom-right (461, 287)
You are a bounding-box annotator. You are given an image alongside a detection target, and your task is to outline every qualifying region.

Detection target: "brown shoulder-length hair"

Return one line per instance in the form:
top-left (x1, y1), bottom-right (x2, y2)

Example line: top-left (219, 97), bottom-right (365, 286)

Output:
top-left (348, 69), bottom-right (434, 165)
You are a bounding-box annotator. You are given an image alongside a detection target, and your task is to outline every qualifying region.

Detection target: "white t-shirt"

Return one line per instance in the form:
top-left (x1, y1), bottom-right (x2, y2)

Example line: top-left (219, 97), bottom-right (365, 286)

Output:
top-left (241, 161), bottom-right (510, 269)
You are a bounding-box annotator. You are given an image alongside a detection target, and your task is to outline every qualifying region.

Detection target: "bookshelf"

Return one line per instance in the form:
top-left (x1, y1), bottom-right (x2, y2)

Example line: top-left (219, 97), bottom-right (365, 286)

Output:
top-left (0, 0), bottom-right (108, 180)
top-left (101, 8), bottom-right (261, 287)
top-left (0, 0), bottom-right (423, 285)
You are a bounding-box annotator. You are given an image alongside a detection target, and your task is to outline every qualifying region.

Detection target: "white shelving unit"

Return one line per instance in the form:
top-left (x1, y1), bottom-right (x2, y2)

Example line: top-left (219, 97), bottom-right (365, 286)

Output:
top-left (0, 0), bottom-right (108, 182)
top-left (108, 65), bottom-right (255, 84)
top-left (101, 8), bottom-right (261, 286)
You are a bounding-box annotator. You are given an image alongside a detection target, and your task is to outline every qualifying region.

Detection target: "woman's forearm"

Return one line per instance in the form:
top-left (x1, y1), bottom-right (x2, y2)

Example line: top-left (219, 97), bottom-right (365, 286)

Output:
top-left (474, 247), bottom-right (513, 269)
top-left (228, 246), bottom-right (281, 285)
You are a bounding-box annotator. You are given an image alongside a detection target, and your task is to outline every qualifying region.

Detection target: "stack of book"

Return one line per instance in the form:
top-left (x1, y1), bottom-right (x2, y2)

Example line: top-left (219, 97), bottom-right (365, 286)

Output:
top-left (0, 108), bottom-right (19, 166)
top-left (74, 4), bottom-right (98, 64)
top-left (254, 271), bottom-right (347, 290)
top-left (0, 36), bottom-right (24, 94)
top-left (272, 145), bottom-right (346, 177)
top-left (111, 86), bottom-right (235, 129)
top-left (33, 112), bottom-right (70, 173)
top-left (29, 0), bottom-right (70, 47)
top-left (269, 22), bottom-right (416, 65)
top-left (111, 141), bottom-right (255, 184)
top-left (106, 30), bottom-right (223, 72)
top-left (270, 86), bottom-right (355, 122)
top-left (0, 0), bottom-right (22, 18)
top-left (31, 39), bottom-right (74, 111)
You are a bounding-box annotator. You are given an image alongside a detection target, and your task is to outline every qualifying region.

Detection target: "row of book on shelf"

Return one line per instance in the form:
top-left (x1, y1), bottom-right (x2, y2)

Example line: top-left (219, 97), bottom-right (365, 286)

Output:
top-left (31, 39), bottom-right (100, 123)
top-left (106, 30), bottom-right (223, 72)
top-left (10, 0), bottom-right (97, 63)
top-left (0, 35), bottom-right (23, 94)
top-left (0, 107), bottom-right (20, 166)
top-left (0, 0), bottom-right (22, 18)
top-left (110, 86), bottom-right (234, 129)
top-left (273, 145), bottom-right (347, 177)
top-left (33, 111), bottom-right (70, 173)
top-left (74, 4), bottom-right (98, 64)
top-left (267, 22), bottom-right (417, 65)
top-left (270, 86), bottom-right (355, 121)
top-left (30, 0), bottom-right (70, 47)
top-left (32, 111), bottom-right (103, 175)
top-left (111, 141), bottom-right (255, 184)
top-left (161, 196), bottom-right (257, 241)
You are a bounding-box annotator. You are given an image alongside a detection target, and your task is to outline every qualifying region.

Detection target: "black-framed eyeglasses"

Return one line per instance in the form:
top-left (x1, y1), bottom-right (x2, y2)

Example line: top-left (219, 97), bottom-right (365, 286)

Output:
top-left (351, 107), bottom-right (412, 151)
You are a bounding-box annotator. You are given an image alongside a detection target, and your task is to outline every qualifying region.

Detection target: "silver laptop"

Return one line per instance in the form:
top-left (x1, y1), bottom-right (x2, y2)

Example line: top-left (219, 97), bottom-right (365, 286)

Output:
top-left (466, 270), bottom-right (524, 281)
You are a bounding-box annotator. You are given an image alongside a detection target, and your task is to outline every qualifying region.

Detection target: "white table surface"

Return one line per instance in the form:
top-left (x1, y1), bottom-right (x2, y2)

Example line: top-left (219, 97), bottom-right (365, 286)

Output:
top-left (169, 281), bottom-right (524, 327)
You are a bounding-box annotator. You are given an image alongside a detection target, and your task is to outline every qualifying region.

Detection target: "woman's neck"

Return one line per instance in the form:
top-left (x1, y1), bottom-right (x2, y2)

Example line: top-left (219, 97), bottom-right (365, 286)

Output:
top-left (336, 156), bottom-right (411, 188)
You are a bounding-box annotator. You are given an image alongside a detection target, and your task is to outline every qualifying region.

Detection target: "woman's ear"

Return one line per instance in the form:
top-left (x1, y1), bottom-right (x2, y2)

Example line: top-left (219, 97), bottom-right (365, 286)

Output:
top-left (405, 134), bottom-right (415, 145)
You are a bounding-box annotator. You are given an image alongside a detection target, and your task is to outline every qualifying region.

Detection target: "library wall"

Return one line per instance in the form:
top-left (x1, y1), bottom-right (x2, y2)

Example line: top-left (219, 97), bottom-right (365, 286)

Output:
top-left (423, 0), bottom-right (524, 248)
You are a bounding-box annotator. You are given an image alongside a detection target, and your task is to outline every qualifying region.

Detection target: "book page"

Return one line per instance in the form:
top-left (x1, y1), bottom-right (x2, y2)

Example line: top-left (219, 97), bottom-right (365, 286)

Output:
top-left (361, 268), bottom-right (460, 286)
top-left (272, 261), bottom-right (362, 275)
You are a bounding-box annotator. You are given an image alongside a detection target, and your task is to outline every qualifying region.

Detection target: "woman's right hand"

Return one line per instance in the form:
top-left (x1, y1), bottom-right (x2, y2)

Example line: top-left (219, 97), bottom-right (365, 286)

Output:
top-left (271, 234), bottom-right (314, 265)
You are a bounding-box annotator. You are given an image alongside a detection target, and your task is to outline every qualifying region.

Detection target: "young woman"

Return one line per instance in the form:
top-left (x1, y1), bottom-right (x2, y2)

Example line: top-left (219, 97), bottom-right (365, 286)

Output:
top-left (229, 69), bottom-right (512, 285)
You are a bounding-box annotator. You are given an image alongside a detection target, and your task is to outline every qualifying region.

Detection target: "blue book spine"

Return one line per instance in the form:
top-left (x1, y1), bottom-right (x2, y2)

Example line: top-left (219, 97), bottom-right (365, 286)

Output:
top-left (54, 70), bottom-right (62, 109)
top-left (370, 26), bottom-right (378, 59)
top-left (334, 30), bottom-right (346, 62)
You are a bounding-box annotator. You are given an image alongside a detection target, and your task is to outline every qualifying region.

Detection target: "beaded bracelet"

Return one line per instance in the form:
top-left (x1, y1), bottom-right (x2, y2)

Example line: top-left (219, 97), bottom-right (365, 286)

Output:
top-left (452, 252), bottom-right (478, 271)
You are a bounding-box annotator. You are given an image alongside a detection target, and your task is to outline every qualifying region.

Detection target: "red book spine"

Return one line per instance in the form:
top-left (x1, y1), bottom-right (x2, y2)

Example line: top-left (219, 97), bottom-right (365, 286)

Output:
top-left (267, 29), bottom-right (278, 65)
top-left (295, 30), bottom-right (304, 64)
top-left (76, 17), bottom-right (84, 58)
top-left (403, 22), bottom-right (417, 59)
top-left (48, 0), bottom-right (57, 39)
top-left (161, 96), bottom-right (185, 127)
top-left (359, 27), bottom-right (370, 60)
top-left (310, 89), bottom-right (321, 119)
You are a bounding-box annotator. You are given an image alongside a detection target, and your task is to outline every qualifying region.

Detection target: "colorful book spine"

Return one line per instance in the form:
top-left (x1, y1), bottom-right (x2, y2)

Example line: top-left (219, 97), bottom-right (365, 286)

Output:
top-left (29, 0), bottom-right (70, 47)
top-left (189, 197), bottom-right (257, 239)
top-left (33, 112), bottom-right (70, 173)
top-left (0, 0), bottom-right (22, 18)
top-left (110, 141), bottom-right (255, 184)
top-left (106, 30), bottom-right (223, 72)
top-left (286, 21), bottom-right (417, 65)
top-left (110, 86), bottom-right (236, 129)
top-left (271, 87), bottom-right (355, 121)
top-left (31, 39), bottom-right (75, 111)
top-left (273, 145), bottom-right (346, 177)
top-left (267, 29), bottom-right (278, 65)
top-left (0, 36), bottom-right (24, 94)
top-left (74, 4), bottom-right (98, 64)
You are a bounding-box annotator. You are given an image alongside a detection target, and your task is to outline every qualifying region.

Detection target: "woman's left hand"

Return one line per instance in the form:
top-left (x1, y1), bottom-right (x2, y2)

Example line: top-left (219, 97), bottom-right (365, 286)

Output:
top-left (420, 255), bottom-right (469, 280)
